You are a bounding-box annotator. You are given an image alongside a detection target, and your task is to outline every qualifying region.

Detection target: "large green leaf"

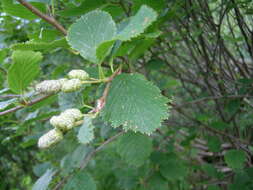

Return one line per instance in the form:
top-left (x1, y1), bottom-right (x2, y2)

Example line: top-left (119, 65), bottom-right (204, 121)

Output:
top-left (102, 73), bottom-right (168, 134)
top-left (77, 116), bottom-right (95, 144)
top-left (63, 171), bottom-right (96, 190)
top-left (8, 50), bottom-right (42, 94)
top-left (32, 169), bottom-right (55, 190)
top-left (2, 0), bottom-right (46, 20)
top-left (67, 10), bottom-right (116, 63)
top-left (224, 150), bottom-right (246, 169)
top-left (115, 5), bottom-right (158, 41)
top-left (116, 132), bottom-right (153, 166)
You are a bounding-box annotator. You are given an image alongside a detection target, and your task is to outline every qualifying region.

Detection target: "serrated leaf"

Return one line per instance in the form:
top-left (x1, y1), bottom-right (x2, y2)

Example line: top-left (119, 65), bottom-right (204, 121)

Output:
top-left (11, 38), bottom-right (69, 52)
top-left (32, 169), bottom-right (55, 190)
top-left (77, 117), bottom-right (95, 144)
top-left (116, 132), bottom-right (152, 166)
top-left (2, 0), bottom-right (46, 20)
top-left (115, 5), bottom-right (158, 41)
top-left (67, 10), bottom-right (116, 63)
top-left (8, 51), bottom-right (42, 94)
top-left (63, 171), bottom-right (96, 190)
top-left (224, 150), bottom-right (246, 169)
top-left (102, 73), bottom-right (168, 134)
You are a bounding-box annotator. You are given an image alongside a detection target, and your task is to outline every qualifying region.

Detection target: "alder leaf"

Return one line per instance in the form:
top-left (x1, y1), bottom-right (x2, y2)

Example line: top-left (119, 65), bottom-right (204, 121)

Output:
top-left (8, 51), bottom-right (42, 94)
top-left (116, 132), bottom-right (153, 166)
top-left (77, 116), bottom-right (95, 144)
top-left (67, 10), bottom-right (116, 63)
top-left (63, 171), bottom-right (96, 190)
top-left (115, 5), bottom-right (158, 41)
top-left (101, 73), bottom-right (168, 134)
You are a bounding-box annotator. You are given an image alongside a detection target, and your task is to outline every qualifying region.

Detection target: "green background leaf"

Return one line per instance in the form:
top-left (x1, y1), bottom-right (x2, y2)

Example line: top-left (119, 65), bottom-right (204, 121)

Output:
top-left (63, 171), bottom-right (96, 190)
top-left (224, 150), bottom-right (246, 169)
top-left (2, 0), bottom-right (46, 20)
top-left (116, 132), bottom-right (153, 166)
top-left (8, 50), bottom-right (42, 94)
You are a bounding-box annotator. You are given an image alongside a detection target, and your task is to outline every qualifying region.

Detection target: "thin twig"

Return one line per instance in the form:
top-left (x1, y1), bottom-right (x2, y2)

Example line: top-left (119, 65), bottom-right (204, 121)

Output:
top-left (0, 94), bottom-right (53, 116)
top-left (53, 131), bottom-right (124, 190)
top-left (16, 0), bottom-right (67, 35)
top-left (174, 95), bottom-right (253, 108)
top-left (80, 131), bottom-right (124, 169)
top-left (169, 102), bottom-right (250, 146)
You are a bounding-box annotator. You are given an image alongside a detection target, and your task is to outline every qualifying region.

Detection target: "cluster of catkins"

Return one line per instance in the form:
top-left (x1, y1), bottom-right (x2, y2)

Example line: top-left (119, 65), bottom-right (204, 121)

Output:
top-left (36, 69), bottom-right (89, 149)
top-left (38, 108), bottom-right (83, 149)
top-left (35, 69), bottom-right (89, 94)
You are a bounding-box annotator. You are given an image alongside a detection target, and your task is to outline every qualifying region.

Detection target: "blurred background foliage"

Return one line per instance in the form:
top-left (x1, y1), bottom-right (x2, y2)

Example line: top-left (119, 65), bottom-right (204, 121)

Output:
top-left (1, 0), bottom-right (253, 189)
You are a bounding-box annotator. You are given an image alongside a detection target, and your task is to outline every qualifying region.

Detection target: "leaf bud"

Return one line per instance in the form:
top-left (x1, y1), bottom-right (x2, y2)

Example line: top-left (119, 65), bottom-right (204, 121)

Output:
top-left (61, 79), bottom-right (82, 93)
top-left (38, 129), bottom-right (63, 149)
top-left (68, 69), bottom-right (89, 80)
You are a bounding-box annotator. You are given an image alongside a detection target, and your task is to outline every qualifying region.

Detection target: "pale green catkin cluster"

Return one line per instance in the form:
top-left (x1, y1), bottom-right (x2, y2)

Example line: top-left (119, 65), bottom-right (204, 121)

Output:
top-left (38, 108), bottom-right (83, 149)
top-left (36, 70), bottom-right (89, 149)
top-left (35, 69), bottom-right (89, 94)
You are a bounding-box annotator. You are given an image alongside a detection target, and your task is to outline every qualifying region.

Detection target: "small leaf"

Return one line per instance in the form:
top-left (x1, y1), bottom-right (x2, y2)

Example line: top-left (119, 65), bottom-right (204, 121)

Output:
top-left (96, 40), bottom-right (116, 62)
top-left (115, 5), bottom-right (158, 41)
top-left (206, 135), bottom-right (221, 152)
top-left (11, 38), bottom-right (69, 52)
top-left (101, 73), bottom-right (168, 134)
top-left (116, 132), bottom-right (153, 166)
top-left (32, 169), bottom-right (55, 190)
top-left (63, 171), bottom-right (96, 190)
top-left (67, 10), bottom-right (116, 63)
top-left (77, 117), bottom-right (95, 144)
top-left (8, 50), bottom-right (42, 94)
top-left (224, 150), bottom-right (246, 169)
